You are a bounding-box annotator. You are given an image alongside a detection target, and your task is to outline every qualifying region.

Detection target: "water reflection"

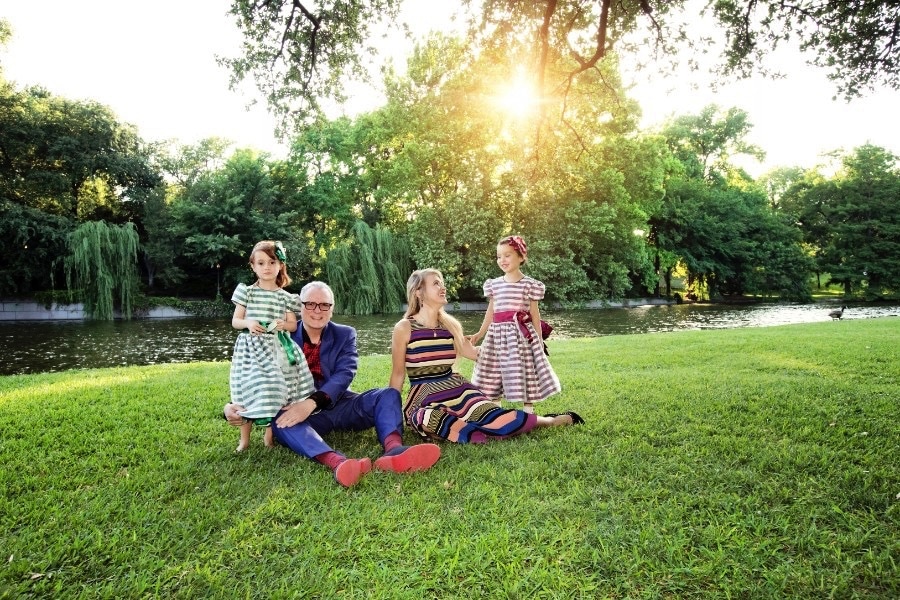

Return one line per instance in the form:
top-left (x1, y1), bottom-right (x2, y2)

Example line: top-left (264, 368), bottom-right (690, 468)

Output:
top-left (1, 302), bottom-right (897, 376)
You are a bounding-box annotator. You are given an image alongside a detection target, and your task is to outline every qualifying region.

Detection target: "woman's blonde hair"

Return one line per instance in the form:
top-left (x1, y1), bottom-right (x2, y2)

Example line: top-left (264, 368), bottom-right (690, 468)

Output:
top-left (249, 240), bottom-right (291, 288)
top-left (405, 268), bottom-right (464, 342)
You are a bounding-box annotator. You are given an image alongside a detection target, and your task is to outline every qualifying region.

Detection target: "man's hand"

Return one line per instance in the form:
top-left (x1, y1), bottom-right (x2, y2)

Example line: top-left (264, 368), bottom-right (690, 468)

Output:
top-left (223, 403), bottom-right (246, 426)
top-left (275, 398), bottom-right (317, 428)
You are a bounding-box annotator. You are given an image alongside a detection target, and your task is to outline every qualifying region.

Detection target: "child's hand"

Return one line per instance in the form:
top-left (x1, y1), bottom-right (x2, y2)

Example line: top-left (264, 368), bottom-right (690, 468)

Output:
top-left (247, 320), bottom-right (264, 334)
top-left (466, 334), bottom-right (481, 345)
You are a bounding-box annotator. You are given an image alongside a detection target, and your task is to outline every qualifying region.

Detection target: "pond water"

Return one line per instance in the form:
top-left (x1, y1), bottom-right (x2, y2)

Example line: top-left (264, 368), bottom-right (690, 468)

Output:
top-left (1, 302), bottom-right (897, 376)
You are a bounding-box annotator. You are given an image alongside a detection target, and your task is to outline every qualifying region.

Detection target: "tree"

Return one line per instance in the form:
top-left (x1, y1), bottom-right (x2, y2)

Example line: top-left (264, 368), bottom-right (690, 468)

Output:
top-left (472, 0), bottom-right (900, 102)
top-left (0, 82), bottom-right (161, 221)
top-left (226, 0), bottom-right (900, 132)
top-left (709, 0), bottom-right (900, 98)
top-left (155, 137), bottom-right (233, 188)
top-left (285, 31), bottom-right (665, 303)
top-left (654, 106), bottom-right (813, 300)
top-left (165, 148), bottom-right (326, 296)
top-left (0, 199), bottom-right (73, 295)
top-left (63, 221), bottom-right (140, 320)
top-left (0, 19), bottom-right (10, 52)
top-left (326, 221), bottom-right (411, 314)
top-left (140, 139), bottom-right (236, 292)
top-left (660, 105), bottom-right (764, 181)
top-left (759, 166), bottom-right (808, 212)
top-left (221, 0), bottom-right (403, 132)
top-left (805, 145), bottom-right (900, 297)
top-left (138, 185), bottom-right (185, 291)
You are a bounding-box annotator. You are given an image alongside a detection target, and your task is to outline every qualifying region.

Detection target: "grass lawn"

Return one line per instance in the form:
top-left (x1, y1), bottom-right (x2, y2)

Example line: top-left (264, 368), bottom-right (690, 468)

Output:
top-left (1, 319), bottom-right (898, 599)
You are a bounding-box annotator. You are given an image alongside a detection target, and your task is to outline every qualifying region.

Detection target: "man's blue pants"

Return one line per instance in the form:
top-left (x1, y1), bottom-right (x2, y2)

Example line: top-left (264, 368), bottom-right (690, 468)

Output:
top-left (272, 387), bottom-right (403, 459)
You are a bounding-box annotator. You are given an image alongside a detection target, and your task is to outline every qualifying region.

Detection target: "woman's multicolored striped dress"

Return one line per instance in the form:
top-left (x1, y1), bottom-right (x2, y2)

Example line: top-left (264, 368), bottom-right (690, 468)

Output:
top-left (402, 318), bottom-right (535, 443)
top-left (471, 276), bottom-right (562, 404)
top-left (230, 283), bottom-right (315, 421)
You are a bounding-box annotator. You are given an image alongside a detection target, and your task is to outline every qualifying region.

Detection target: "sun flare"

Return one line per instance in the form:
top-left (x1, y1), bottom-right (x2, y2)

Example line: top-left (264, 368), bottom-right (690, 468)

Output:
top-left (494, 69), bottom-right (540, 119)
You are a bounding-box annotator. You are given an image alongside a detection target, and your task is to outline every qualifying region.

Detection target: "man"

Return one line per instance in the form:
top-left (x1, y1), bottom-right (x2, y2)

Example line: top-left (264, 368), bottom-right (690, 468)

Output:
top-left (225, 281), bottom-right (440, 487)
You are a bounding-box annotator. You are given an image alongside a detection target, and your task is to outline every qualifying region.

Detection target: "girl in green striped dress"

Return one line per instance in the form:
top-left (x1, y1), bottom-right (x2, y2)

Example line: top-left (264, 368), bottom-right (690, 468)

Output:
top-left (230, 241), bottom-right (315, 452)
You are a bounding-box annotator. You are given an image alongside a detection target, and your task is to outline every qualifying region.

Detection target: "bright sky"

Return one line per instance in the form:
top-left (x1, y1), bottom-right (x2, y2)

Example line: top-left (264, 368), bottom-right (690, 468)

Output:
top-left (3, 0), bottom-right (900, 177)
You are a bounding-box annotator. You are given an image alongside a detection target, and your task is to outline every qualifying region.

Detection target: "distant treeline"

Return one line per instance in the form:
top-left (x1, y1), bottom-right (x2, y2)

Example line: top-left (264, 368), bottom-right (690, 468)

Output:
top-left (2, 53), bottom-right (899, 314)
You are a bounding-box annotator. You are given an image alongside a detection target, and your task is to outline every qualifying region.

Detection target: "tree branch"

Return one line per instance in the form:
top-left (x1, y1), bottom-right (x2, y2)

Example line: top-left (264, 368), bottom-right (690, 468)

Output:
top-left (536, 0), bottom-right (557, 97)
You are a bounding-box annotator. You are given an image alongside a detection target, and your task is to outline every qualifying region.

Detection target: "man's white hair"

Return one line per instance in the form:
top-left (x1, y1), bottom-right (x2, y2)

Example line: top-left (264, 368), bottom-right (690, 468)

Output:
top-left (300, 281), bottom-right (334, 303)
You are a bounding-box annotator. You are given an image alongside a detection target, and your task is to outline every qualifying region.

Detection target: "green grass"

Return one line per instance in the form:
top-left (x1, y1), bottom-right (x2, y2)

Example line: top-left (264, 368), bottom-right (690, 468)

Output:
top-left (2, 319), bottom-right (898, 599)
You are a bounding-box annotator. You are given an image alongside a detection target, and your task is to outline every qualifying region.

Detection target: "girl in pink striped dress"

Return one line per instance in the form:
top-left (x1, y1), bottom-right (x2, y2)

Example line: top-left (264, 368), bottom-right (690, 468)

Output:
top-left (389, 268), bottom-right (581, 443)
top-left (469, 236), bottom-right (562, 413)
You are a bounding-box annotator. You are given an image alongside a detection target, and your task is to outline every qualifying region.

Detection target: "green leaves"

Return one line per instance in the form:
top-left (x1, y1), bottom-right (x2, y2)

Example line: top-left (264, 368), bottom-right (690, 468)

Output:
top-left (820, 146), bottom-right (900, 297)
top-left (710, 0), bottom-right (900, 99)
top-left (63, 221), bottom-right (140, 320)
top-left (654, 105), bottom-right (815, 301)
top-left (326, 221), bottom-right (411, 315)
top-left (221, 0), bottom-right (404, 132)
top-left (0, 82), bottom-right (160, 220)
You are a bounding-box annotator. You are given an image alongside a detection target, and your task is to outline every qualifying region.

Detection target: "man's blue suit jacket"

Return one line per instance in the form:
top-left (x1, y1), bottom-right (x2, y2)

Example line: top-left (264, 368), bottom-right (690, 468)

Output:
top-left (292, 320), bottom-right (361, 405)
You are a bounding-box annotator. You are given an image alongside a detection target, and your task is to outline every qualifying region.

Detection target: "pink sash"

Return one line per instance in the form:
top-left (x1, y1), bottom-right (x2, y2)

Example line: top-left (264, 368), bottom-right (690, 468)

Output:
top-left (493, 310), bottom-right (535, 340)
top-left (493, 310), bottom-right (554, 342)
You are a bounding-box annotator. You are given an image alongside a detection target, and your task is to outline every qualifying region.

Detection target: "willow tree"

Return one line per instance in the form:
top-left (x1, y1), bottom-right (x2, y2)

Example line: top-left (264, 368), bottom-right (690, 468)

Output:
top-left (64, 221), bottom-right (140, 320)
top-left (326, 221), bottom-right (411, 315)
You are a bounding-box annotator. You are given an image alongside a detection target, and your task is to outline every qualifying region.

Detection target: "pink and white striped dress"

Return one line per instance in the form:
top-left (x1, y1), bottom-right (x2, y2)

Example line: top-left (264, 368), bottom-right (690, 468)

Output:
top-left (471, 276), bottom-right (561, 404)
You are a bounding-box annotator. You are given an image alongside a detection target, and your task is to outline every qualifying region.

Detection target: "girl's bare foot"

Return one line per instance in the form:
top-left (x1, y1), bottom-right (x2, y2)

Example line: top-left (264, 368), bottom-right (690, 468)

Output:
top-left (236, 422), bottom-right (252, 452)
top-left (263, 426), bottom-right (275, 448)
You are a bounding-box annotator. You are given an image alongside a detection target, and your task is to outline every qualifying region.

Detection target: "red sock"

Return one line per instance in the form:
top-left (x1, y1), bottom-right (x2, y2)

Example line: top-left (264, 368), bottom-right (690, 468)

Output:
top-left (383, 432), bottom-right (403, 453)
top-left (315, 451), bottom-right (345, 470)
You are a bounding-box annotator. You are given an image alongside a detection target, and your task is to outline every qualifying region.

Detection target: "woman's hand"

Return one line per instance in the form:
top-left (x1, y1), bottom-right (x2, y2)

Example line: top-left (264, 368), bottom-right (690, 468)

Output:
top-left (459, 335), bottom-right (479, 361)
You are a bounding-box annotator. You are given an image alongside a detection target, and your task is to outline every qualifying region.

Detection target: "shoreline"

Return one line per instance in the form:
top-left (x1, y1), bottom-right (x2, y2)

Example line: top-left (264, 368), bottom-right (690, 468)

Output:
top-left (0, 297), bottom-right (679, 322)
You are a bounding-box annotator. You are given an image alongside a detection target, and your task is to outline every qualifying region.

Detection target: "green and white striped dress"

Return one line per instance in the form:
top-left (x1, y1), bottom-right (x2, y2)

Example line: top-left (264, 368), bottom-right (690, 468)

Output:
top-left (229, 283), bottom-right (315, 421)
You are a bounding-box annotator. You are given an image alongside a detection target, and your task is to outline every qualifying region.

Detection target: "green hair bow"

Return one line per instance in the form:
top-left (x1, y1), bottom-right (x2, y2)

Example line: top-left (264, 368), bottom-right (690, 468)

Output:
top-left (274, 241), bottom-right (287, 262)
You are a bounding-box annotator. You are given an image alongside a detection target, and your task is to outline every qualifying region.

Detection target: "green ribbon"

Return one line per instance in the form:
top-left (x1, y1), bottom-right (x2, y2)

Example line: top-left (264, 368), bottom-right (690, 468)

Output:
top-left (277, 330), bottom-right (299, 366)
top-left (258, 322), bottom-right (299, 366)
top-left (274, 241), bottom-right (287, 262)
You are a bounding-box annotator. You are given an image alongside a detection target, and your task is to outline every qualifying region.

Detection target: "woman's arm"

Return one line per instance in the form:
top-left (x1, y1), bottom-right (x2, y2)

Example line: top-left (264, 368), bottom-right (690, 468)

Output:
top-left (468, 297), bottom-right (494, 344)
top-left (456, 332), bottom-right (479, 361)
top-left (389, 320), bottom-right (411, 392)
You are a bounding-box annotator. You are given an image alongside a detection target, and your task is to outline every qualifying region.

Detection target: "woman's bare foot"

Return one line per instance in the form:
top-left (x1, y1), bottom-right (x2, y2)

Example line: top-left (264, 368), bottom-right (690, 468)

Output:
top-left (549, 411), bottom-right (585, 426)
top-left (550, 413), bottom-right (573, 426)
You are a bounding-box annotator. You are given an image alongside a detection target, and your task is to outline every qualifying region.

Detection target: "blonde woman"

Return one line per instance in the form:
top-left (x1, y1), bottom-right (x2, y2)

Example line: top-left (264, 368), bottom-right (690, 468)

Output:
top-left (389, 269), bottom-right (583, 444)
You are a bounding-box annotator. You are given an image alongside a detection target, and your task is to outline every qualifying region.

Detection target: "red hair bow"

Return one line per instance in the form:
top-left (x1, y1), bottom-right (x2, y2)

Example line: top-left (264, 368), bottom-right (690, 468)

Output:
top-left (505, 235), bottom-right (528, 257)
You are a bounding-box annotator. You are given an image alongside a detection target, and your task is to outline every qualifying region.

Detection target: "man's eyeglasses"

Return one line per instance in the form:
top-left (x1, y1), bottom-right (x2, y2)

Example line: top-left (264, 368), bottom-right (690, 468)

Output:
top-left (301, 301), bottom-right (333, 312)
